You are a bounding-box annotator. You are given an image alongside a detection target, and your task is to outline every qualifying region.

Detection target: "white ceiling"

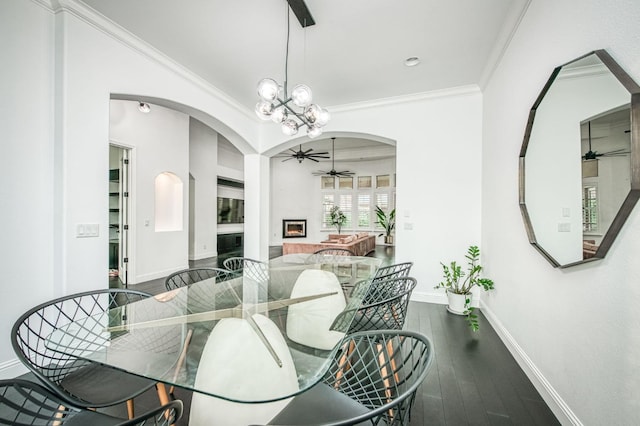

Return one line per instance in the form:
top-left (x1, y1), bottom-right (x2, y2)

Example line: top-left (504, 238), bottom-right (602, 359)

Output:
top-left (80, 0), bottom-right (529, 111)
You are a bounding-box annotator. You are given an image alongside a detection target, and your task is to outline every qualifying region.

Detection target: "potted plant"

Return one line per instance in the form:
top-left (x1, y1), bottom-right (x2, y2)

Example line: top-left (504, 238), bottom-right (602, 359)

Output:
top-left (375, 206), bottom-right (396, 244)
top-left (434, 245), bottom-right (494, 331)
top-left (328, 205), bottom-right (347, 234)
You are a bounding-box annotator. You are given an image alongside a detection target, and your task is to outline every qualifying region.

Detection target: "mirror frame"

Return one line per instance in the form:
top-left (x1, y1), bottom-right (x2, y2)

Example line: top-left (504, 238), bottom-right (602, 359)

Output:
top-left (519, 50), bottom-right (640, 268)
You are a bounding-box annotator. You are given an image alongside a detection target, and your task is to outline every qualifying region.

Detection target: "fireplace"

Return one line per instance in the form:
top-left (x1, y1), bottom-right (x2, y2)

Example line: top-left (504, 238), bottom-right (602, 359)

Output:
top-left (283, 219), bottom-right (307, 238)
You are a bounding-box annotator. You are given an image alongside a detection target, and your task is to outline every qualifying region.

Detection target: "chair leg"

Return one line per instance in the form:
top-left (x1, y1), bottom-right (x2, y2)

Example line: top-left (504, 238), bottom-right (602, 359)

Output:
top-left (156, 383), bottom-right (173, 425)
top-left (334, 340), bottom-right (356, 389)
top-left (126, 399), bottom-right (135, 419)
top-left (53, 404), bottom-right (65, 425)
top-left (377, 342), bottom-right (396, 422)
top-left (169, 328), bottom-right (194, 396)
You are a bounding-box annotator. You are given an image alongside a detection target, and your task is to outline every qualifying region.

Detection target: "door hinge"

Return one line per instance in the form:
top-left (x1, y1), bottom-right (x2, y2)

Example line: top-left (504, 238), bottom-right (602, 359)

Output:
top-left (123, 225), bottom-right (129, 230)
top-left (123, 192), bottom-right (129, 197)
top-left (123, 257), bottom-right (129, 263)
top-left (124, 159), bottom-right (129, 164)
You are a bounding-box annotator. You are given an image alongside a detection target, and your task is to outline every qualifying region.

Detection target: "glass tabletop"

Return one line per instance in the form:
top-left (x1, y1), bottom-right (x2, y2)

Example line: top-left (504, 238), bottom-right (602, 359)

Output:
top-left (46, 254), bottom-right (381, 403)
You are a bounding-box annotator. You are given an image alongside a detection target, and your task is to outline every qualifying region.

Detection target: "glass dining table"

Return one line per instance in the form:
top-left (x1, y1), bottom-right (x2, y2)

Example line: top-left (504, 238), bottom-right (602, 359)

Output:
top-left (45, 254), bottom-right (381, 405)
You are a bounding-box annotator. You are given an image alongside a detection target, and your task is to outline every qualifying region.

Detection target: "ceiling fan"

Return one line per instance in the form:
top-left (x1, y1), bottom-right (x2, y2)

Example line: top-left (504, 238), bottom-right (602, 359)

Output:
top-left (313, 138), bottom-right (355, 177)
top-left (275, 144), bottom-right (329, 163)
top-left (582, 121), bottom-right (630, 160)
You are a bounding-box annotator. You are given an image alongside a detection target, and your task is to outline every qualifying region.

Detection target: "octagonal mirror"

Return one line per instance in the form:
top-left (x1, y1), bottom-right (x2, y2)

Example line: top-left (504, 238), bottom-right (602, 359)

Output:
top-left (520, 50), bottom-right (640, 267)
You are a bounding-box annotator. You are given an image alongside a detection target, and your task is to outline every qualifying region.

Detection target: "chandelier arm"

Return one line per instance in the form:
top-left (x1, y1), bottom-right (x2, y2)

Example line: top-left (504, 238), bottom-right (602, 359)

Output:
top-left (282, 103), bottom-right (312, 128)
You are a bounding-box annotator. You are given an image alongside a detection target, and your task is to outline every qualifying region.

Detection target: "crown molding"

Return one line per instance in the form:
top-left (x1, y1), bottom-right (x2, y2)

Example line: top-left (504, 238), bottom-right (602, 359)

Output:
top-left (479, 0), bottom-right (532, 90)
top-left (41, 0), bottom-right (258, 124)
top-left (328, 84), bottom-right (481, 114)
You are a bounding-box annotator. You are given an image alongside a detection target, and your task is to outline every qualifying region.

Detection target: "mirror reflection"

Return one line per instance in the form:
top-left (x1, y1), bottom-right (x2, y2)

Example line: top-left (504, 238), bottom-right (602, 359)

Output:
top-left (520, 50), bottom-right (639, 267)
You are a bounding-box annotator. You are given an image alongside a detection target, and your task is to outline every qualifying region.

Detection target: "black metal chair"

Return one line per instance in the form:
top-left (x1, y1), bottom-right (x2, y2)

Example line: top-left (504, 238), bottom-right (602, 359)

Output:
top-left (262, 330), bottom-right (434, 425)
top-left (222, 257), bottom-right (269, 282)
top-left (164, 267), bottom-right (236, 291)
top-left (333, 277), bottom-right (418, 334)
top-left (0, 378), bottom-right (183, 425)
top-left (372, 261), bottom-right (413, 283)
top-left (11, 289), bottom-right (175, 419)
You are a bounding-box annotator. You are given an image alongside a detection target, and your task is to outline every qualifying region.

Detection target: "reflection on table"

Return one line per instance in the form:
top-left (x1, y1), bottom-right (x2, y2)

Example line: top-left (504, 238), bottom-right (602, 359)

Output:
top-left (46, 254), bottom-right (381, 406)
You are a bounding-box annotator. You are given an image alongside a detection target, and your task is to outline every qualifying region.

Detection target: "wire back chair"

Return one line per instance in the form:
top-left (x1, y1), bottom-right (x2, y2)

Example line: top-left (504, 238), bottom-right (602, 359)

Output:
top-left (263, 330), bottom-right (434, 425)
top-left (333, 276), bottom-right (418, 334)
top-left (222, 257), bottom-right (269, 282)
top-left (372, 261), bottom-right (414, 283)
top-left (165, 267), bottom-right (237, 291)
top-left (11, 289), bottom-right (176, 416)
top-left (0, 378), bottom-right (183, 425)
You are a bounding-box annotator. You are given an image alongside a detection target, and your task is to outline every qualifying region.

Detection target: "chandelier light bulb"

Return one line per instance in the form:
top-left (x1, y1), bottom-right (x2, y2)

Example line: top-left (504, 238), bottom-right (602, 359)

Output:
top-left (255, 100), bottom-right (274, 120)
top-left (316, 108), bottom-right (330, 127)
top-left (307, 125), bottom-right (322, 138)
top-left (271, 106), bottom-right (287, 124)
top-left (303, 104), bottom-right (321, 124)
top-left (257, 78), bottom-right (279, 101)
top-left (291, 84), bottom-right (312, 107)
top-left (282, 119), bottom-right (299, 136)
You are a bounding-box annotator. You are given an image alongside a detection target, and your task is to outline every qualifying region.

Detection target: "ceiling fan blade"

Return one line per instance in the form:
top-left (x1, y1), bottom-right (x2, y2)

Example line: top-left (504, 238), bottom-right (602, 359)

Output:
top-left (303, 148), bottom-right (313, 154)
top-left (308, 157), bottom-right (320, 162)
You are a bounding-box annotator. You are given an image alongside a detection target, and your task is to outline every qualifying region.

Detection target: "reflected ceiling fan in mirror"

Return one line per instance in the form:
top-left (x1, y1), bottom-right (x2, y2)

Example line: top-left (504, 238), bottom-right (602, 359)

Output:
top-left (275, 144), bottom-right (329, 163)
top-left (582, 121), bottom-right (630, 160)
top-left (313, 138), bottom-right (355, 177)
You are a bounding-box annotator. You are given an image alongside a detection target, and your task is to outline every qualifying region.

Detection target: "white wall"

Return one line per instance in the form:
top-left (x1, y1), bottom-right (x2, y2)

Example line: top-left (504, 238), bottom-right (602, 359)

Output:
top-left (189, 118), bottom-right (219, 260)
top-left (0, 0), bottom-right (54, 377)
top-left (482, 0), bottom-right (640, 424)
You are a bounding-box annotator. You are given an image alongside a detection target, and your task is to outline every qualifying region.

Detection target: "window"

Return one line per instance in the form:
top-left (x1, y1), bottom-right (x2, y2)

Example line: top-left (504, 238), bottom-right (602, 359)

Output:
top-left (338, 177), bottom-right (353, 189)
top-left (322, 194), bottom-right (335, 229)
top-left (375, 193), bottom-right (390, 230)
top-left (358, 176), bottom-right (372, 188)
top-left (321, 176), bottom-right (335, 189)
top-left (376, 174), bottom-right (390, 188)
top-left (338, 194), bottom-right (353, 228)
top-left (357, 194), bottom-right (371, 227)
top-left (321, 178), bottom-right (394, 232)
top-left (583, 184), bottom-right (598, 232)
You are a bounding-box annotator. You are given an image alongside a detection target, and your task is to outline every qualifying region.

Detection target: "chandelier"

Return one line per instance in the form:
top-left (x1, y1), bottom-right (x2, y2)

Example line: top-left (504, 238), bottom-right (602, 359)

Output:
top-left (255, 6), bottom-right (330, 138)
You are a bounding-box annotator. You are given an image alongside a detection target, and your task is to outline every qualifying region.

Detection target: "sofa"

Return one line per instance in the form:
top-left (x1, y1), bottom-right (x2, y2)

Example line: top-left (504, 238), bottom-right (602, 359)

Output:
top-left (282, 233), bottom-right (376, 256)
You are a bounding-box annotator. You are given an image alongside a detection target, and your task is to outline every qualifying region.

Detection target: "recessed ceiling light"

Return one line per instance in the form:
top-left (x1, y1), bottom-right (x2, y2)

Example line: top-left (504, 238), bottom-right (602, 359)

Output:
top-left (138, 102), bottom-right (151, 113)
top-left (404, 57), bottom-right (421, 67)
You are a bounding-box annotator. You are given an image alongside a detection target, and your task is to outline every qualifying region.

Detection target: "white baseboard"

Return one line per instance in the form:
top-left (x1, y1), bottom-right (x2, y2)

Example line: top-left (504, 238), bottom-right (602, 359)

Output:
top-left (189, 251), bottom-right (218, 261)
top-left (480, 301), bottom-right (582, 426)
top-left (411, 291), bottom-right (447, 304)
top-left (410, 291), bottom-right (480, 308)
top-left (0, 359), bottom-right (28, 379)
top-left (135, 264), bottom-right (189, 284)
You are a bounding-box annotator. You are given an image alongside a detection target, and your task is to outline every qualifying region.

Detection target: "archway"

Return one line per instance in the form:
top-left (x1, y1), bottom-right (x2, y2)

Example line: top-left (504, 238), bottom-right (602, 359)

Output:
top-left (267, 132), bottom-right (398, 260)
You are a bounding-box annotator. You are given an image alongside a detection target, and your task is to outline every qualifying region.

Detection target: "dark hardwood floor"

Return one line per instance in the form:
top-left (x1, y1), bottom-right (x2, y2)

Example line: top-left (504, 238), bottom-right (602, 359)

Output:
top-left (97, 245), bottom-right (559, 424)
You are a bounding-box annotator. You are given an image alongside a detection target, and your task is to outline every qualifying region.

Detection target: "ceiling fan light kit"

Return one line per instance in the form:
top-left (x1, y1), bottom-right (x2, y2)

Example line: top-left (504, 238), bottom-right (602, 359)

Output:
top-left (255, 2), bottom-right (330, 138)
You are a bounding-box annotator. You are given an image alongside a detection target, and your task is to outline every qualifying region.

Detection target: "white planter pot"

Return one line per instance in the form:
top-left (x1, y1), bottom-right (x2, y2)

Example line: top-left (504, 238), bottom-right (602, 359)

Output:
top-left (446, 291), bottom-right (471, 315)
